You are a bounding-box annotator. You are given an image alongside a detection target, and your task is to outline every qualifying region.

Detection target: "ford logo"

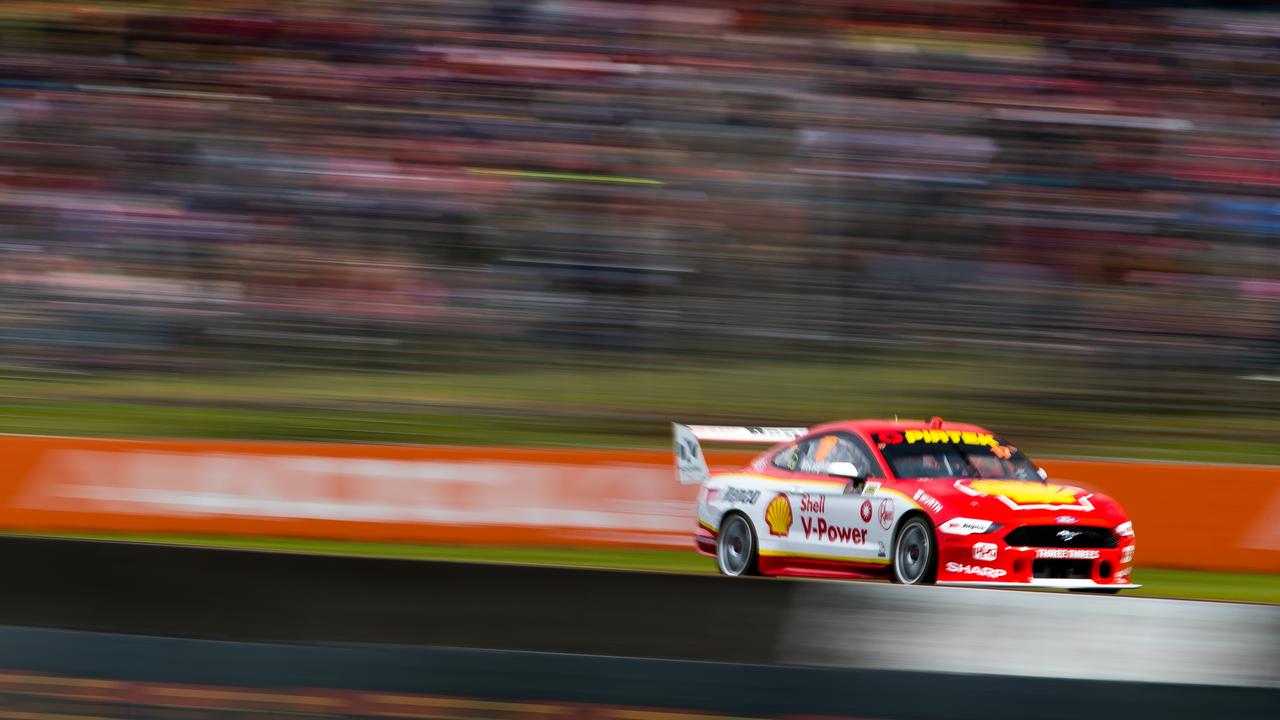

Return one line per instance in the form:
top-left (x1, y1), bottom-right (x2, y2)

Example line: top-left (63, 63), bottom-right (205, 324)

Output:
top-left (1055, 515), bottom-right (1078, 524)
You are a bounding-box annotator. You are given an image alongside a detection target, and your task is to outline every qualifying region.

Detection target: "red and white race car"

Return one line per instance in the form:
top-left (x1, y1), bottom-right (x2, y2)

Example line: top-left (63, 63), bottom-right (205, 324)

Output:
top-left (678, 418), bottom-right (1138, 592)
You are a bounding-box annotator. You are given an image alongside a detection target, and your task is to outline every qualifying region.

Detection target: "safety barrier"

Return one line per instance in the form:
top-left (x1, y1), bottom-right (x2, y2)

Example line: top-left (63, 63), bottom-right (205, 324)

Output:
top-left (1, 635), bottom-right (1273, 720)
top-left (0, 435), bottom-right (1275, 572)
top-left (0, 537), bottom-right (1272, 720)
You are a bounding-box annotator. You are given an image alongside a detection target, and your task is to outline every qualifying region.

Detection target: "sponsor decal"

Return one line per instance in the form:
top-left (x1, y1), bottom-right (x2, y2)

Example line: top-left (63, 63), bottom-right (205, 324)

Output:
top-left (877, 541), bottom-right (887, 558)
top-left (876, 430), bottom-right (999, 447)
top-left (1114, 569), bottom-right (1131, 583)
top-left (1121, 546), bottom-right (1134, 563)
top-left (938, 517), bottom-right (996, 535)
top-left (801, 516), bottom-right (868, 545)
top-left (690, 425), bottom-right (807, 442)
top-left (676, 437), bottom-right (701, 464)
top-left (972, 542), bottom-right (998, 561)
top-left (956, 480), bottom-right (1095, 512)
top-left (764, 494), bottom-right (792, 537)
top-left (674, 424), bottom-right (710, 484)
top-left (722, 487), bottom-right (761, 505)
top-left (913, 489), bottom-right (944, 513)
top-left (861, 481), bottom-right (881, 495)
top-left (794, 492), bottom-right (871, 544)
top-left (1035, 548), bottom-right (1100, 560)
top-left (799, 494), bottom-right (825, 513)
top-left (946, 562), bottom-right (1008, 579)
top-left (878, 499), bottom-right (894, 530)
top-left (1055, 516), bottom-right (1078, 524)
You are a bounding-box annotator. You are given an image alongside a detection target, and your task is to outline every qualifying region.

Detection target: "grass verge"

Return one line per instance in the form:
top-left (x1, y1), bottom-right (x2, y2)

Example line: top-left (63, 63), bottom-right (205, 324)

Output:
top-left (3, 359), bottom-right (1278, 462)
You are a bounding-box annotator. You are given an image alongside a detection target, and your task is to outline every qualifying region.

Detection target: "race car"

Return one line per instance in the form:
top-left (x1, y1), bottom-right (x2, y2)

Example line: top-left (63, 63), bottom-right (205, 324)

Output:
top-left (677, 418), bottom-right (1138, 592)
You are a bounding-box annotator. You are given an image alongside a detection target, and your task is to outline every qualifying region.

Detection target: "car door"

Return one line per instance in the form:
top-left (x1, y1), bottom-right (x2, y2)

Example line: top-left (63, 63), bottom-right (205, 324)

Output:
top-left (777, 432), bottom-right (886, 564)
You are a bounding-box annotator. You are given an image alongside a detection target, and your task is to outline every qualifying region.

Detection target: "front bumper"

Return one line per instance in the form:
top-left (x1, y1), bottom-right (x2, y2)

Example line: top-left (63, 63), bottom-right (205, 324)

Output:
top-left (939, 579), bottom-right (1142, 590)
top-left (938, 532), bottom-right (1137, 588)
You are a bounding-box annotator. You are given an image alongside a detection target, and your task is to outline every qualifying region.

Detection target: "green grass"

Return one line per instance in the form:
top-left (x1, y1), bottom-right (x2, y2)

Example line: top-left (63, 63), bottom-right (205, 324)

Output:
top-left (9, 531), bottom-right (1277, 604)
top-left (2, 358), bottom-right (1277, 462)
top-left (1127, 569), bottom-right (1280, 604)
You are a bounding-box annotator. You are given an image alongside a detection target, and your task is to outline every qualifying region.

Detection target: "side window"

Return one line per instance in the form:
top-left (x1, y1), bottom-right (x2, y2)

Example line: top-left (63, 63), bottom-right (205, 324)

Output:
top-left (771, 442), bottom-right (801, 471)
top-left (794, 433), bottom-right (884, 478)
top-left (840, 434), bottom-right (885, 478)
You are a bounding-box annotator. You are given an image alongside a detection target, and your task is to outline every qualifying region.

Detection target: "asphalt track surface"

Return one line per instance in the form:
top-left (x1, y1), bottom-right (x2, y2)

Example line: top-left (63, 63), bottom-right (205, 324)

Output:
top-left (0, 536), bottom-right (1274, 719)
top-left (0, 535), bottom-right (792, 660)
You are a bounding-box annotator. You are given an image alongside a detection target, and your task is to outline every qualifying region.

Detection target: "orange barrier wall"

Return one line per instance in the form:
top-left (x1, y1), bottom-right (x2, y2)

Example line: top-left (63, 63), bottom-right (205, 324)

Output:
top-left (0, 435), bottom-right (702, 548)
top-left (0, 435), bottom-right (1275, 573)
top-left (1039, 458), bottom-right (1280, 574)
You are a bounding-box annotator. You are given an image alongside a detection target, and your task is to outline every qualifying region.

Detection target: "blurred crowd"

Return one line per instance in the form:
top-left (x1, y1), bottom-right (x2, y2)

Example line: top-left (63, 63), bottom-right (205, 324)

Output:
top-left (0, 0), bottom-right (1278, 376)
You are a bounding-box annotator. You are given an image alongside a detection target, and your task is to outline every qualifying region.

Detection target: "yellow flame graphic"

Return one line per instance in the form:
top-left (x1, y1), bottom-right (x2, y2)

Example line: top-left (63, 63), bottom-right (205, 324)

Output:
top-left (967, 480), bottom-right (1079, 505)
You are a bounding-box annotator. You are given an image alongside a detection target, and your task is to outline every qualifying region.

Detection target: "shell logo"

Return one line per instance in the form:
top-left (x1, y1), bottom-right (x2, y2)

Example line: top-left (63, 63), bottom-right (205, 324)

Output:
top-left (958, 480), bottom-right (1094, 511)
top-left (764, 493), bottom-right (793, 537)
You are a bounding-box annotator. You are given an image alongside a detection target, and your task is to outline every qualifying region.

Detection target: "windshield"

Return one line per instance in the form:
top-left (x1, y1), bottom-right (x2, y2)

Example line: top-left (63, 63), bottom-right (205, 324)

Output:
top-left (871, 429), bottom-right (1041, 480)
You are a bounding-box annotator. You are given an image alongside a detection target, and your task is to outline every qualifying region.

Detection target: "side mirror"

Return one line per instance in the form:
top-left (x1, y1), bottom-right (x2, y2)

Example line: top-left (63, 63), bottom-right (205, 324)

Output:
top-left (827, 461), bottom-right (866, 480)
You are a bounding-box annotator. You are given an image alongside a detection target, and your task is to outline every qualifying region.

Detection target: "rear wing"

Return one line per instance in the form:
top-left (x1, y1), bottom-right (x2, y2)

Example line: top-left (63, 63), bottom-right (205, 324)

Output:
top-left (673, 423), bottom-right (808, 485)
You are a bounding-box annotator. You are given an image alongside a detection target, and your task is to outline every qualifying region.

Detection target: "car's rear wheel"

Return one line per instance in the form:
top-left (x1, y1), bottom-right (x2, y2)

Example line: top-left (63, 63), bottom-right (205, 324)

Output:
top-left (716, 513), bottom-right (758, 577)
top-left (892, 516), bottom-right (937, 585)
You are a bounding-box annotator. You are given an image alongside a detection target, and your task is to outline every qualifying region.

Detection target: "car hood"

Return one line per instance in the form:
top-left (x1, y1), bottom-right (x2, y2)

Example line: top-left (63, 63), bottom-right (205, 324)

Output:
top-left (905, 478), bottom-right (1129, 527)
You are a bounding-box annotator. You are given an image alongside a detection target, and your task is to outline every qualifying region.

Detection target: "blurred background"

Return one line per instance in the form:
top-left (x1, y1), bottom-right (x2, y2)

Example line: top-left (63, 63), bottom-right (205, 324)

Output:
top-left (0, 0), bottom-right (1277, 461)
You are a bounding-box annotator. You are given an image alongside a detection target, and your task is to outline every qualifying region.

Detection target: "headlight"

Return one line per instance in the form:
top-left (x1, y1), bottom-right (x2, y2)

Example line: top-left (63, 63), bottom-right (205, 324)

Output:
top-left (939, 517), bottom-right (1004, 535)
top-left (1115, 521), bottom-right (1134, 538)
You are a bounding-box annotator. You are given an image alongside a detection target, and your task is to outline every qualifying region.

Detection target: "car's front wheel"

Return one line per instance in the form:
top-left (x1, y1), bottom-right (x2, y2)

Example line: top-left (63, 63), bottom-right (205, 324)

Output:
top-left (716, 513), bottom-right (759, 577)
top-left (892, 516), bottom-right (937, 585)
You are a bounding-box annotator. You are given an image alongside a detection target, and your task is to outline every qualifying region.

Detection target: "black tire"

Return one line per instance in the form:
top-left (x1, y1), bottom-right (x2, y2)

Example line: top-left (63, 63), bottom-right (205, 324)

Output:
top-left (716, 512), bottom-right (759, 577)
top-left (891, 515), bottom-right (937, 585)
top-left (1069, 588), bottom-right (1122, 595)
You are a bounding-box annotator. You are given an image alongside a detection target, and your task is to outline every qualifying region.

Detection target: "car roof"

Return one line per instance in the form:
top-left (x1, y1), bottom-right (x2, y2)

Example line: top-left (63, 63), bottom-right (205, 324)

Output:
top-left (805, 418), bottom-right (994, 436)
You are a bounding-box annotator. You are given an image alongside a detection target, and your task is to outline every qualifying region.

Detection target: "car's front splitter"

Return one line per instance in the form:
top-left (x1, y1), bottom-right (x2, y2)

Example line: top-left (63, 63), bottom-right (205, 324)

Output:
top-left (938, 579), bottom-right (1142, 590)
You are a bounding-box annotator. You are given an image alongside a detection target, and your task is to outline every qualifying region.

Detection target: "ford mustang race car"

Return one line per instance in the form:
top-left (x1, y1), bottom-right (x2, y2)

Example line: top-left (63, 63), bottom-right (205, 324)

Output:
top-left (677, 418), bottom-right (1138, 592)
